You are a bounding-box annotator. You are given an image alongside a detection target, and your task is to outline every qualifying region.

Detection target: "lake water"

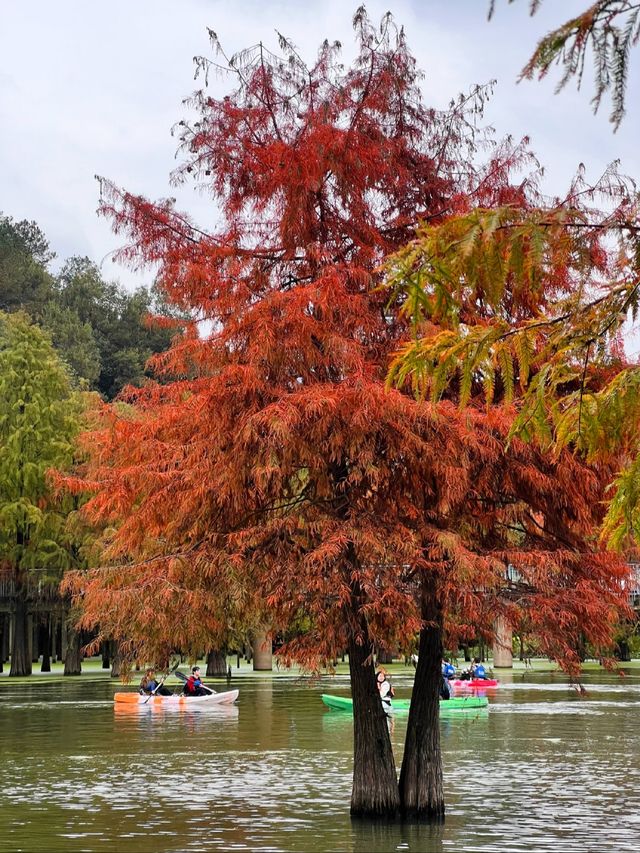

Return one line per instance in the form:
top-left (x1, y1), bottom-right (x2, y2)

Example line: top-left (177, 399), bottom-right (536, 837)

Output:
top-left (1, 668), bottom-right (639, 852)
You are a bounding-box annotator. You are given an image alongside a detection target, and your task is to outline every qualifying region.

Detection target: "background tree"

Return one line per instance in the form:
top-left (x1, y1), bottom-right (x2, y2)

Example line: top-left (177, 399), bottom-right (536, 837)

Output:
top-left (0, 214), bottom-right (176, 398)
top-left (0, 312), bottom-right (84, 675)
top-left (54, 257), bottom-right (176, 399)
top-left (61, 8), bottom-right (630, 822)
top-left (0, 214), bottom-right (55, 315)
top-left (491, 0), bottom-right (640, 129)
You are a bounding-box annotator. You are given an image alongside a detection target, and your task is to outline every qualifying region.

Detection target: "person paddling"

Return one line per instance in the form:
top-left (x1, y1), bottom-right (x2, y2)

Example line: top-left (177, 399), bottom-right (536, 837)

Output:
top-left (184, 665), bottom-right (209, 697)
top-left (140, 668), bottom-right (172, 696)
top-left (470, 657), bottom-right (487, 680)
top-left (441, 658), bottom-right (455, 679)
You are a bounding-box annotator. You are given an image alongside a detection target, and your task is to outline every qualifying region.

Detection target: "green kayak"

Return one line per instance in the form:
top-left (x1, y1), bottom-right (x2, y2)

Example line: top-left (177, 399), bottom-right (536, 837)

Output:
top-left (321, 694), bottom-right (488, 713)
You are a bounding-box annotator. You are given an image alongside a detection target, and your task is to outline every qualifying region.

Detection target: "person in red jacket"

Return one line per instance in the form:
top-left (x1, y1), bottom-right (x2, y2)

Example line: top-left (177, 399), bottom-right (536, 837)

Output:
top-left (184, 666), bottom-right (209, 696)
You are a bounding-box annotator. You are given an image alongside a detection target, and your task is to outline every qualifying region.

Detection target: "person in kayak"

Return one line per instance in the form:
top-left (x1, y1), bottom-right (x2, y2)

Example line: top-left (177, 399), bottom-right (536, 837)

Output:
top-left (470, 657), bottom-right (487, 680)
top-left (441, 659), bottom-right (456, 679)
top-left (375, 668), bottom-right (394, 707)
top-left (140, 668), bottom-right (172, 696)
top-left (440, 673), bottom-right (452, 700)
top-left (184, 666), bottom-right (209, 696)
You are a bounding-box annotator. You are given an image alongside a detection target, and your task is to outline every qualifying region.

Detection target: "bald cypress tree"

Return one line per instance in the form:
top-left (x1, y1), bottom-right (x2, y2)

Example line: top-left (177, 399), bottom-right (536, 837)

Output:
top-left (0, 312), bottom-right (82, 675)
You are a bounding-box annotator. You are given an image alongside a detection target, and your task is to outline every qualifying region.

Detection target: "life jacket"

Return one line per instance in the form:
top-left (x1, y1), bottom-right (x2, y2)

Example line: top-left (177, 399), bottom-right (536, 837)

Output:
top-left (474, 664), bottom-right (486, 679)
top-left (185, 675), bottom-right (200, 694)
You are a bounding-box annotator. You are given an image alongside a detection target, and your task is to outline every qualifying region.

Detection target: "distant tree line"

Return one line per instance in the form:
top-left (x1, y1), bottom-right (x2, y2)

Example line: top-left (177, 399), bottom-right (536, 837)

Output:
top-left (0, 211), bottom-right (180, 677)
top-left (0, 212), bottom-right (176, 400)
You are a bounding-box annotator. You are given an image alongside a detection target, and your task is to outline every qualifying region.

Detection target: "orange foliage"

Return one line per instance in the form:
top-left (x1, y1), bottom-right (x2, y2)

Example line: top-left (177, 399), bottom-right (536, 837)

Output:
top-left (62, 12), bottom-right (630, 674)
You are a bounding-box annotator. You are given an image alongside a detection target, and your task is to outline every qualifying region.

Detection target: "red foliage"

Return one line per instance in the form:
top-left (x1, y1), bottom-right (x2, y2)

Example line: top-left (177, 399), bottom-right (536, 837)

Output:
top-left (63, 11), bottom-right (630, 675)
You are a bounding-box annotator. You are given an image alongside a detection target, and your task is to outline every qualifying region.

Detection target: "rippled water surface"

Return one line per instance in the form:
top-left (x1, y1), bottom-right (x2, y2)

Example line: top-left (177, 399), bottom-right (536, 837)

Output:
top-left (1, 669), bottom-right (639, 852)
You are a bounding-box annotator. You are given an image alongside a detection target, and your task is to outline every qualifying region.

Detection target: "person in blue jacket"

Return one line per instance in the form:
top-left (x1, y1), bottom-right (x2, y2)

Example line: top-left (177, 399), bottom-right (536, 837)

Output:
top-left (140, 668), bottom-right (172, 696)
top-left (470, 657), bottom-right (487, 680)
top-left (441, 659), bottom-right (456, 679)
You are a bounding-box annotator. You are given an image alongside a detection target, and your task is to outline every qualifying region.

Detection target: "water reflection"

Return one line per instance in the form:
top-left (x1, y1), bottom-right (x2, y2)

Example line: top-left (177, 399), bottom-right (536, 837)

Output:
top-left (0, 673), bottom-right (639, 851)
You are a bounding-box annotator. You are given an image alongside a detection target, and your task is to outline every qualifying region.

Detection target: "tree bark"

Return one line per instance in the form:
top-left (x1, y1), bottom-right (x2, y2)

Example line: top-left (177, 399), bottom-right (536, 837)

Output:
top-left (110, 642), bottom-right (125, 678)
top-left (399, 575), bottom-right (445, 820)
top-left (206, 649), bottom-right (227, 677)
top-left (40, 615), bottom-right (52, 672)
top-left (348, 629), bottom-right (400, 818)
top-left (101, 640), bottom-right (111, 669)
top-left (10, 590), bottom-right (32, 676)
top-left (63, 626), bottom-right (82, 675)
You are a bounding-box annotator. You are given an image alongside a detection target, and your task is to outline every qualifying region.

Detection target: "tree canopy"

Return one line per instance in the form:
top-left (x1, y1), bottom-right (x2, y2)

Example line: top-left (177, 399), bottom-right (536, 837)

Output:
top-left (0, 213), bottom-right (176, 398)
top-left (61, 8), bottom-right (631, 820)
top-left (0, 312), bottom-right (86, 675)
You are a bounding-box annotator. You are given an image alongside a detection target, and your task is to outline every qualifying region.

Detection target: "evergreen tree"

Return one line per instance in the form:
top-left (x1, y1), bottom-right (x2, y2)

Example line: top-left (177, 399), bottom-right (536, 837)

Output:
top-left (0, 312), bottom-right (83, 675)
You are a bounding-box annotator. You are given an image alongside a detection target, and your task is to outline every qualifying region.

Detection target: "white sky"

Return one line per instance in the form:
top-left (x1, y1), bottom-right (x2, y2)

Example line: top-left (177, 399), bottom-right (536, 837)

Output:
top-left (1, 0), bottom-right (639, 293)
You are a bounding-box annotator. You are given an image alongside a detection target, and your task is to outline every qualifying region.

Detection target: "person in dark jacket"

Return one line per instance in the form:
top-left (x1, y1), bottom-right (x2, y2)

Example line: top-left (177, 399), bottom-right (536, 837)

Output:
top-left (140, 668), bottom-right (172, 696)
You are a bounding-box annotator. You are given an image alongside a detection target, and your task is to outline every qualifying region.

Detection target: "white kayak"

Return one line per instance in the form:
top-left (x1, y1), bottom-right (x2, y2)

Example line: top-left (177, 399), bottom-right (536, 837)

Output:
top-left (114, 689), bottom-right (239, 706)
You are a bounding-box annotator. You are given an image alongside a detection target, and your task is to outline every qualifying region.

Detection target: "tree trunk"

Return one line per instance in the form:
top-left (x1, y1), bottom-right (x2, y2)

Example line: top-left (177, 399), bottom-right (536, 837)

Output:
top-left (399, 576), bottom-right (445, 820)
top-left (40, 615), bottom-right (52, 672)
top-left (206, 649), bottom-right (227, 677)
top-left (348, 630), bottom-right (400, 818)
top-left (101, 641), bottom-right (111, 669)
top-left (10, 591), bottom-right (32, 676)
top-left (0, 614), bottom-right (5, 672)
top-left (376, 646), bottom-right (394, 665)
top-left (63, 625), bottom-right (82, 675)
top-left (111, 644), bottom-right (123, 678)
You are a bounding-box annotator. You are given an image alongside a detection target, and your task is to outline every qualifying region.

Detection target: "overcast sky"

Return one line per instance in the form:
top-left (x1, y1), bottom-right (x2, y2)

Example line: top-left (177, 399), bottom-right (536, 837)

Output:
top-left (1, 0), bottom-right (639, 292)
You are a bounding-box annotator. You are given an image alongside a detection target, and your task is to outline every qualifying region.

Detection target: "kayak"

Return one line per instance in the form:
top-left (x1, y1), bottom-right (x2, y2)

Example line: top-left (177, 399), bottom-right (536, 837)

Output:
top-left (451, 678), bottom-right (499, 688)
top-left (114, 689), bottom-right (239, 706)
top-left (321, 694), bottom-right (488, 713)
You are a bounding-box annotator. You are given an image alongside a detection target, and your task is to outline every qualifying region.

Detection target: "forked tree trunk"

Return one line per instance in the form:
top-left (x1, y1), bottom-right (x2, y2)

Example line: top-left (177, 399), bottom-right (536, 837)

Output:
top-left (63, 626), bottom-right (82, 675)
top-left (40, 615), bottom-right (52, 672)
top-left (399, 576), bottom-right (445, 820)
top-left (206, 649), bottom-right (227, 677)
top-left (349, 630), bottom-right (400, 818)
top-left (10, 591), bottom-right (32, 677)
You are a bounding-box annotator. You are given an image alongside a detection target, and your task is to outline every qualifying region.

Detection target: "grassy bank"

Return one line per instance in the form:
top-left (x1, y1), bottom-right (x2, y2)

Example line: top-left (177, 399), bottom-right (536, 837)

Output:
top-left (2, 653), bottom-right (639, 687)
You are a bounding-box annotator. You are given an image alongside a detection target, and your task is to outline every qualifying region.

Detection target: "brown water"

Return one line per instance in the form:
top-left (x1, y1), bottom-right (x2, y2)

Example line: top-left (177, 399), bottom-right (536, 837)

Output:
top-left (1, 670), bottom-right (639, 852)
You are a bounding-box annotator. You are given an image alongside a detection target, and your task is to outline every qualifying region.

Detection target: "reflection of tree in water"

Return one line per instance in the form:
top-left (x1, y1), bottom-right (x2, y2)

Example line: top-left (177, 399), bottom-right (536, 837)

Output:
top-left (440, 708), bottom-right (489, 738)
top-left (351, 818), bottom-right (444, 853)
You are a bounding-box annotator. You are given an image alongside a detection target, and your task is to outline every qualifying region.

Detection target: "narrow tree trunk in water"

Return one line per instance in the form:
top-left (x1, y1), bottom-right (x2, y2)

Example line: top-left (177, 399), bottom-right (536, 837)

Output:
top-left (64, 626), bottom-right (82, 675)
top-left (40, 615), bottom-right (52, 672)
top-left (206, 649), bottom-right (227, 677)
top-left (399, 576), bottom-right (445, 820)
top-left (10, 591), bottom-right (32, 677)
top-left (349, 631), bottom-right (400, 818)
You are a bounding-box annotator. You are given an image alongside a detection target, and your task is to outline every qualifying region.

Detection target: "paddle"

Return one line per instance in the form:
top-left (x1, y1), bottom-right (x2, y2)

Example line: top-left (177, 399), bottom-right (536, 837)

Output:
top-left (174, 669), bottom-right (217, 695)
top-left (143, 660), bottom-right (180, 704)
